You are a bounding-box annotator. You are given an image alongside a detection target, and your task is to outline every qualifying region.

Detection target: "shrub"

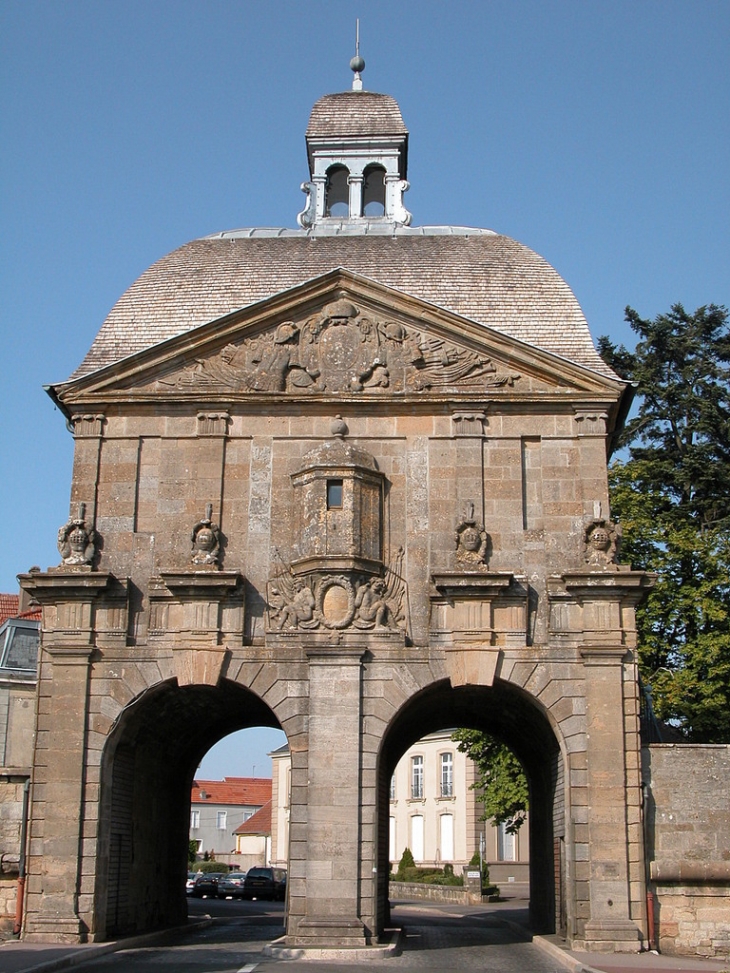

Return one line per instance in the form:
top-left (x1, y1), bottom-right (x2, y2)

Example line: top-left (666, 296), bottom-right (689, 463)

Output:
top-left (198, 860), bottom-right (229, 873)
top-left (396, 847), bottom-right (415, 878)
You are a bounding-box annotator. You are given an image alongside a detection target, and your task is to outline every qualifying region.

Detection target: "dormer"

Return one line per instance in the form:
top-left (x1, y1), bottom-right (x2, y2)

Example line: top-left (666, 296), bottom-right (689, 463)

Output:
top-left (298, 64), bottom-right (411, 227)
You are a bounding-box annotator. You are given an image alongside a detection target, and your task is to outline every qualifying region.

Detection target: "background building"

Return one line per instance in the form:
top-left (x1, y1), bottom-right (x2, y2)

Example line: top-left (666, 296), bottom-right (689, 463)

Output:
top-left (189, 777), bottom-right (270, 861)
top-left (0, 581), bottom-right (40, 937)
top-left (270, 732), bottom-right (529, 885)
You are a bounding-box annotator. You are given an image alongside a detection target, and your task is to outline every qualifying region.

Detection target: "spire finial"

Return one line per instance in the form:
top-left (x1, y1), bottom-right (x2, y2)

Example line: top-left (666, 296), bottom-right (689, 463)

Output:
top-left (350, 19), bottom-right (365, 91)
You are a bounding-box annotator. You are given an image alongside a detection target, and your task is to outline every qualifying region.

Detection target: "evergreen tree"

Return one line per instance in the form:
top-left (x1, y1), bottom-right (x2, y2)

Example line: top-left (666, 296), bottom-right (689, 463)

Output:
top-left (599, 304), bottom-right (730, 741)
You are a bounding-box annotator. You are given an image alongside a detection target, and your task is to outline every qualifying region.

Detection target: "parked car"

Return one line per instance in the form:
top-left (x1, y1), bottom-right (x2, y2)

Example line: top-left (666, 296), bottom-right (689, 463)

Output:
top-left (217, 871), bottom-right (248, 898)
top-left (241, 867), bottom-right (287, 901)
top-left (186, 871), bottom-right (199, 895)
top-left (190, 872), bottom-right (226, 897)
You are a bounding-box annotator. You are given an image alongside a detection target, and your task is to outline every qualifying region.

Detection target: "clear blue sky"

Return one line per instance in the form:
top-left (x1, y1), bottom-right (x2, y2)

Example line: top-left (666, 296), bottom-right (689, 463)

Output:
top-left (2, 1), bottom-right (728, 777)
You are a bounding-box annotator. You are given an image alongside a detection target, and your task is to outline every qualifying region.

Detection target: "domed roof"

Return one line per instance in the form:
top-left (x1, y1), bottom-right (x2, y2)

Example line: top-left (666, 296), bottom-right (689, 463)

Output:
top-left (70, 224), bottom-right (615, 381)
top-left (300, 437), bottom-right (380, 473)
top-left (306, 91), bottom-right (408, 138)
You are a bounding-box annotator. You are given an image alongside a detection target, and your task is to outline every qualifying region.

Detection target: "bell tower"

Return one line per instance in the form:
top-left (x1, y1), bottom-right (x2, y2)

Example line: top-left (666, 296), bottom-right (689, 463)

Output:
top-left (297, 54), bottom-right (411, 227)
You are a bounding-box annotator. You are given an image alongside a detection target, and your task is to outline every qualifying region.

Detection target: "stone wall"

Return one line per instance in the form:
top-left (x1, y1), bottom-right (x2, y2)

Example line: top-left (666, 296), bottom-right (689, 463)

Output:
top-left (643, 744), bottom-right (730, 958)
top-left (0, 775), bottom-right (28, 937)
top-left (388, 880), bottom-right (482, 905)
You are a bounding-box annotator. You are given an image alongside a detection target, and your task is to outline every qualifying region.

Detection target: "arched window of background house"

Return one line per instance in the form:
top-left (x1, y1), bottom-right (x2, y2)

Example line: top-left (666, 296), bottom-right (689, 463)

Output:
top-left (325, 164), bottom-right (349, 216)
top-left (362, 163), bottom-right (386, 216)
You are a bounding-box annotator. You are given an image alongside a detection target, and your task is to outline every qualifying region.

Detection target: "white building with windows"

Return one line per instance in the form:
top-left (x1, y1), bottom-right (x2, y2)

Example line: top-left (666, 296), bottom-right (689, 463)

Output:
top-left (270, 732), bottom-right (529, 884)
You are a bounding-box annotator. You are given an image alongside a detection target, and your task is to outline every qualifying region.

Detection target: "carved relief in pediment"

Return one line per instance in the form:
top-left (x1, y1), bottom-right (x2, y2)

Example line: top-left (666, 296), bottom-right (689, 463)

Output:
top-left (152, 299), bottom-right (521, 395)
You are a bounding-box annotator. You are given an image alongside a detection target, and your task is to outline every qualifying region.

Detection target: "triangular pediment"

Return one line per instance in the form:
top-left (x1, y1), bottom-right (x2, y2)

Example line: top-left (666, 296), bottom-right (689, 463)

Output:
top-left (52, 270), bottom-right (625, 406)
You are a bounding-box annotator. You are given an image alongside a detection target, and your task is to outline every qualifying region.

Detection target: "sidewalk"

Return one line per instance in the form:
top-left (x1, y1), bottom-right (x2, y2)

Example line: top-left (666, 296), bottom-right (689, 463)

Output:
top-left (1, 924), bottom-right (728, 973)
top-left (535, 935), bottom-right (730, 973)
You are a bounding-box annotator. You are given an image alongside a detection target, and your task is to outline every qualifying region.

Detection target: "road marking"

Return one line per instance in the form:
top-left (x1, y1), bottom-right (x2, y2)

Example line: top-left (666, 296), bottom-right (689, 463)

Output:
top-left (237, 965), bottom-right (258, 972)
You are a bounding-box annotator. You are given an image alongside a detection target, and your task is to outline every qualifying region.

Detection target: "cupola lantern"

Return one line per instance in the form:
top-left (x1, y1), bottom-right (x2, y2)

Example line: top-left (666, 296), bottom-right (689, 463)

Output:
top-left (297, 57), bottom-right (411, 227)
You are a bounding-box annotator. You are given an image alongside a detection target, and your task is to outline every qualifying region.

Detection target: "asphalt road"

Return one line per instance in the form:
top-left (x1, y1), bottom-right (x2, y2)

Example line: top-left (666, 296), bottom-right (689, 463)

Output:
top-left (72, 897), bottom-right (569, 973)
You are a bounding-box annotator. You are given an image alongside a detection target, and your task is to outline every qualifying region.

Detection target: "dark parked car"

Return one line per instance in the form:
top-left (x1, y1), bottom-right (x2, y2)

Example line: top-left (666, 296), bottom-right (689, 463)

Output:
top-left (241, 866), bottom-right (287, 901)
top-left (190, 872), bottom-right (226, 897)
top-left (216, 871), bottom-right (248, 898)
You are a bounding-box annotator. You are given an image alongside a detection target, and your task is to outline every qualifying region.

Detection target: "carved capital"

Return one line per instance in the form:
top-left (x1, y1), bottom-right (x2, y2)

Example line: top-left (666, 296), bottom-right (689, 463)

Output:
top-left (70, 413), bottom-right (105, 437)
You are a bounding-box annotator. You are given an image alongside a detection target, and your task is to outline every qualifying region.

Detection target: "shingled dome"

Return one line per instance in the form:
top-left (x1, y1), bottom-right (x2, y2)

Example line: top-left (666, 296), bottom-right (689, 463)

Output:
top-left (306, 91), bottom-right (408, 138)
top-left (66, 82), bottom-right (616, 383)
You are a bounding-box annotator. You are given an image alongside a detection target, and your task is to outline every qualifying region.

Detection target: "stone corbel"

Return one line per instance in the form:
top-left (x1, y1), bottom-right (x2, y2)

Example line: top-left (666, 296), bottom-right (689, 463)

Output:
top-left (558, 571), bottom-right (656, 650)
top-left (196, 411), bottom-right (230, 437)
top-left (17, 569), bottom-right (120, 658)
top-left (150, 570), bottom-right (243, 643)
top-left (573, 407), bottom-right (609, 436)
top-left (430, 572), bottom-right (527, 647)
top-left (149, 570), bottom-right (244, 685)
top-left (452, 411), bottom-right (486, 437)
top-left (70, 413), bottom-right (105, 438)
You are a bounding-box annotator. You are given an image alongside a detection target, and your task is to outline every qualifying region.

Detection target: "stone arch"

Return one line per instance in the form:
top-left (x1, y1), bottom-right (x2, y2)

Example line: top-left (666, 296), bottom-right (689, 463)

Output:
top-left (372, 678), bottom-right (566, 937)
top-left (95, 677), bottom-right (285, 939)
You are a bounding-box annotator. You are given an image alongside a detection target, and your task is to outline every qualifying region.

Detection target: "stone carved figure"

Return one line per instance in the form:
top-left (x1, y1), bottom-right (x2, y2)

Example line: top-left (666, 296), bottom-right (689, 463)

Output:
top-left (57, 503), bottom-right (96, 566)
top-left (353, 578), bottom-right (395, 630)
top-left (456, 503), bottom-right (489, 568)
top-left (157, 300), bottom-right (521, 395)
top-left (274, 579), bottom-right (317, 630)
top-left (191, 504), bottom-right (221, 566)
top-left (584, 517), bottom-right (621, 569)
top-left (267, 548), bottom-right (407, 633)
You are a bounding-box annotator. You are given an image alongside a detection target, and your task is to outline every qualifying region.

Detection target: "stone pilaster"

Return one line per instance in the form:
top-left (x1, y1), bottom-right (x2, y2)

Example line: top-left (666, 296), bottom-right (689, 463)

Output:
top-left (290, 646), bottom-right (368, 947)
top-left (561, 570), bottom-right (654, 952)
top-left (18, 570), bottom-right (119, 943)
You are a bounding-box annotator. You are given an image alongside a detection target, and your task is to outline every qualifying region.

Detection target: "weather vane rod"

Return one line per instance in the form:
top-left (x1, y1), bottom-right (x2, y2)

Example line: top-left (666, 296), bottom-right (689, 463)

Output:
top-left (350, 18), bottom-right (365, 91)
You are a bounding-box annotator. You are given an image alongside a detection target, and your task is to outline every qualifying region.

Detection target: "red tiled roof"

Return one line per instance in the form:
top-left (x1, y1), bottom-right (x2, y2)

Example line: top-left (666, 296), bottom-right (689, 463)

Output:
top-left (234, 800), bottom-right (272, 835)
top-left (17, 607), bottom-right (42, 621)
top-left (191, 777), bottom-right (272, 807)
top-left (0, 594), bottom-right (20, 625)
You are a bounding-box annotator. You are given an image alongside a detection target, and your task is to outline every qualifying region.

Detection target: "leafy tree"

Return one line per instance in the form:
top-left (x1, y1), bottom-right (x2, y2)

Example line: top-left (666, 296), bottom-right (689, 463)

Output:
top-left (598, 304), bottom-right (730, 742)
top-left (452, 729), bottom-right (529, 832)
top-left (188, 840), bottom-right (198, 865)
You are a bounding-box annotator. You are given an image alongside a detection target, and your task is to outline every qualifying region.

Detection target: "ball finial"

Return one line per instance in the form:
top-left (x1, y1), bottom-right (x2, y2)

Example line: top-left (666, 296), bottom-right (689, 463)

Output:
top-left (350, 54), bottom-right (365, 74)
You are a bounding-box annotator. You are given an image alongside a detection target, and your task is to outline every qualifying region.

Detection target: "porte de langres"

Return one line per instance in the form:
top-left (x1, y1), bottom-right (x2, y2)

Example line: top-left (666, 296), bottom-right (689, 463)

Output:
top-left (18, 66), bottom-right (730, 956)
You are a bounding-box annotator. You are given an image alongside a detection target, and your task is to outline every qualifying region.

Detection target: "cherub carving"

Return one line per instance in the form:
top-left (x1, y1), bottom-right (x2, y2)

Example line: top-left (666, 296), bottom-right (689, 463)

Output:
top-left (268, 565), bottom-right (320, 631)
top-left (584, 517), bottom-right (621, 568)
top-left (57, 503), bottom-right (96, 566)
top-left (191, 504), bottom-right (220, 566)
top-left (456, 503), bottom-right (489, 568)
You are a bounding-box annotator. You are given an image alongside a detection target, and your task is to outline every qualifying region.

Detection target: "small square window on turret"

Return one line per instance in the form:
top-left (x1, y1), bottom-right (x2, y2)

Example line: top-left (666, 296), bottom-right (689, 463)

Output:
top-left (327, 479), bottom-right (343, 509)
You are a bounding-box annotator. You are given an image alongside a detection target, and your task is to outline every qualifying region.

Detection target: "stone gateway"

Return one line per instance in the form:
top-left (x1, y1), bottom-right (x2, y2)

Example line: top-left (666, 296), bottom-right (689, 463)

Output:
top-left (20, 68), bottom-right (655, 953)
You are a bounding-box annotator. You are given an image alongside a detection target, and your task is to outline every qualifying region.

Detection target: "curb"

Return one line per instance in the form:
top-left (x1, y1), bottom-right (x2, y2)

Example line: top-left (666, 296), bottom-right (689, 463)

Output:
top-left (263, 927), bottom-right (402, 961)
top-left (532, 934), bottom-right (606, 973)
top-left (0, 917), bottom-right (213, 973)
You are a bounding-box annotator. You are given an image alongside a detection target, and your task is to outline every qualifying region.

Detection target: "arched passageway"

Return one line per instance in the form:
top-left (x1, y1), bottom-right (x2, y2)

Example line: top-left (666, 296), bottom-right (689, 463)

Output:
top-left (377, 680), bottom-right (563, 937)
top-left (96, 678), bottom-right (283, 938)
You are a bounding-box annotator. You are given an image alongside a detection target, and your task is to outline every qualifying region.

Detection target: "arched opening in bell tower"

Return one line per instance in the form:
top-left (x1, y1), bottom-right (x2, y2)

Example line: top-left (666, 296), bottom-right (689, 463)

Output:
top-left (362, 164), bottom-right (386, 216)
top-left (324, 164), bottom-right (349, 217)
top-left (96, 679), bottom-right (287, 939)
top-left (376, 680), bottom-right (564, 938)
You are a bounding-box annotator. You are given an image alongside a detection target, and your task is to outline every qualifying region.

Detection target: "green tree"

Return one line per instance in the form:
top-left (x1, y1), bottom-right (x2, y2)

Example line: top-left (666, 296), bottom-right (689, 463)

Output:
top-left (188, 840), bottom-right (198, 865)
top-left (452, 729), bottom-right (529, 832)
top-left (598, 304), bottom-right (730, 742)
